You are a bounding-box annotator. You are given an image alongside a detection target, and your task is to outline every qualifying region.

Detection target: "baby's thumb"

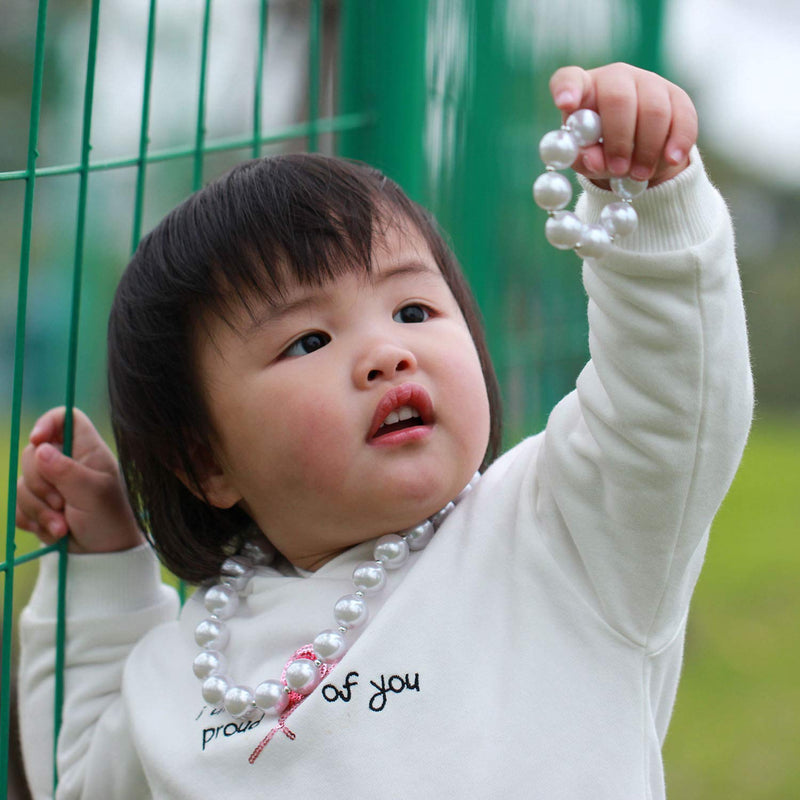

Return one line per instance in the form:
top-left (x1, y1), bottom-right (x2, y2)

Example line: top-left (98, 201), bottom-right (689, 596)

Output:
top-left (36, 443), bottom-right (105, 510)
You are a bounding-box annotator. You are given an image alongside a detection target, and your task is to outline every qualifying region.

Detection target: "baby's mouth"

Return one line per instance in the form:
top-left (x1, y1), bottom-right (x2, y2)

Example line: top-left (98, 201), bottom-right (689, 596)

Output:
top-left (367, 383), bottom-right (434, 442)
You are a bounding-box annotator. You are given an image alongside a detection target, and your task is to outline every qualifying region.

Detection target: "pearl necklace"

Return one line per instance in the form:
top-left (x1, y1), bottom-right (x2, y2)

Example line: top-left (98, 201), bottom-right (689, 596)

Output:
top-left (532, 109), bottom-right (648, 259)
top-left (192, 472), bottom-right (480, 722)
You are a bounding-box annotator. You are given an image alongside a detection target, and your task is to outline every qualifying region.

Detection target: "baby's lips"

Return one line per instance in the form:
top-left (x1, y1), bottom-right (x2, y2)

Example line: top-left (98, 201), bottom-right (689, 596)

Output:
top-left (367, 383), bottom-right (434, 441)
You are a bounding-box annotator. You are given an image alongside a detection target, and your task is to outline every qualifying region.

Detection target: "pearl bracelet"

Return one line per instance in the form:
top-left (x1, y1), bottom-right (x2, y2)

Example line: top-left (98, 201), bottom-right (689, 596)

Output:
top-left (532, 109), bottom-right (648, 259)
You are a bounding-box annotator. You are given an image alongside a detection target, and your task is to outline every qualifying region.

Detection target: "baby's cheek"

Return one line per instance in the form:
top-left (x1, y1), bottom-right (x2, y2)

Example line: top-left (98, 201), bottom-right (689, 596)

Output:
top-left (449, 349), bottom-right (491, 442)
top-left (285, 401), bottom-right (358, 493)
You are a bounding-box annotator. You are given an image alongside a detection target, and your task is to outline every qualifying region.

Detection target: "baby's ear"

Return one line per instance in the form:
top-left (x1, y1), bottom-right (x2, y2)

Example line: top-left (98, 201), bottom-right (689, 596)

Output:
top-left (174, 445), bottom-right (242, 509)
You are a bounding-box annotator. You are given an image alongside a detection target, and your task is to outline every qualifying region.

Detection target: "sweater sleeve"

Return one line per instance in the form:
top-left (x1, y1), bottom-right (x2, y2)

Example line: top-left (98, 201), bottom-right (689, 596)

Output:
top-left (535, 148), bottom-right (753, 650)
top-left (18, 544), bottom-right (179, 799)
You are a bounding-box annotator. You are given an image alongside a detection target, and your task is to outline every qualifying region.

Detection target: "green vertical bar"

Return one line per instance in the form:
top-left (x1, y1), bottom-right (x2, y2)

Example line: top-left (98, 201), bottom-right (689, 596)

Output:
top-left (194, 0), bottom-right (212, 190)
top-left (54, 0), bottom-right (102, 787)
top-left (63, 2), bottom-right (100, 451)
top-left (307, 0), bottom-right (322, 152)
top-left (186, 0), bottom-right (215, 608)
top-left (252, 0), bottom-right (268, 158)
top-left (131, 0), bottom-right (158, 252)
top-left (442, 0), bottom-right (505, 380)
top-left (0, 2), bottom-right (49, 794)
top-left (635, 0), bottom-right (664, 73)
top-left (339, 0), bottom-right (428, 202)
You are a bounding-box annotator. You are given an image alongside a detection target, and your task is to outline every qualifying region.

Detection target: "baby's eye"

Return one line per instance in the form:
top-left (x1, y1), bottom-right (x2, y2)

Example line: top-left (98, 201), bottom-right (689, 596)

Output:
top-left (393, 304), bottom-right (430, 324)
top-left (283, 331), bottom-right (331, 358)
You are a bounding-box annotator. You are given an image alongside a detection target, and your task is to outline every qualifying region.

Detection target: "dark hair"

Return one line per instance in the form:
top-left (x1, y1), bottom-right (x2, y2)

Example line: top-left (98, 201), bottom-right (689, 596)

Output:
top-left (108, 153), bottom-right (502, 583)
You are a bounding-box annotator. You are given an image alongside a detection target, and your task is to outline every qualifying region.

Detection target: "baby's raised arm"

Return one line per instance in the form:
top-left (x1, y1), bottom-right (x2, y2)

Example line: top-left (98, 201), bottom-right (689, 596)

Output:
top-left (535, 64), bottom-right (752, 646)
top-left (16, 407), bottom-right (143, 554)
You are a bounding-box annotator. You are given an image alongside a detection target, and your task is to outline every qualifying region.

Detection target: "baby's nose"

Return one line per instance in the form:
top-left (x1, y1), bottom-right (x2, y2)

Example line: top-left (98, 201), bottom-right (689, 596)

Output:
top-left (355, 342), bottom-right (417, 387)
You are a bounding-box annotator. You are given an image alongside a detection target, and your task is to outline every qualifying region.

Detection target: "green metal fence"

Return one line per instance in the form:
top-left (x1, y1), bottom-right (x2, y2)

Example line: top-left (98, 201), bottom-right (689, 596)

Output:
top-left (0, 0), bottom-right (663, 795)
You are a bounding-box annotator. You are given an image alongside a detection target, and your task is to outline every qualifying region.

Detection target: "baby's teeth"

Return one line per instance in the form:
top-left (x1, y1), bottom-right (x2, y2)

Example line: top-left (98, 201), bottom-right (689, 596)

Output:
top-left (397, 406), bottom-right (416, 422)
top-left (380, 406), bottom-right (421, 428)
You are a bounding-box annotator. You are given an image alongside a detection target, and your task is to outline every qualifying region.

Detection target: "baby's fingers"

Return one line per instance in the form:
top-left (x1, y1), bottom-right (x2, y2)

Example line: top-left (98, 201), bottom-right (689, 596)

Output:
top-left (629, 81), bottom-right (672, 180)
top-left (663, 84), bottom-right (698, 168)
top-left (33, 442), bottom-right (117, 512)
top-left (20, 442), bottom-right (64, 511)
top-left (549, 66), bottom-right (594, 113)
top-left (594, 67), bottom-right (639, 177)
top-left (16, 477), bottom-right (68, 542)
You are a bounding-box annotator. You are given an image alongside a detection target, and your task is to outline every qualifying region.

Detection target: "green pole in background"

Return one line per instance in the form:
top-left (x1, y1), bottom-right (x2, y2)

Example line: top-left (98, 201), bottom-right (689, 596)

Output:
top-left (0, 1), bottom-right (49, 793)
top-left (339, 0), bottom-right (429, 203)
top-left (635, 0), bottom-right (664, 74)
top-left (338, 0), bottom-right (504, 354)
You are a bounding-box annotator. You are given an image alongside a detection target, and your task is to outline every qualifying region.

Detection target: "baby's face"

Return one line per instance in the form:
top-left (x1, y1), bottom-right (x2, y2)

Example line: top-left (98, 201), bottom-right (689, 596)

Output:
top-left (194, 223), bottom-right (491, 570)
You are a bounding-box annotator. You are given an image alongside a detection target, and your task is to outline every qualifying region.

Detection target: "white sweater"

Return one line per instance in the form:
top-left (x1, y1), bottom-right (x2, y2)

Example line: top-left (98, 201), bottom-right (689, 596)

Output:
top-left (19, 150), bottom-right (753, 799)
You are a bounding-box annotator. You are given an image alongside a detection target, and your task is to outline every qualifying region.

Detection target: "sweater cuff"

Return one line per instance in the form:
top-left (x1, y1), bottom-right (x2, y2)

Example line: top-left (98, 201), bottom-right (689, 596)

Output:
top-left (575, 146), bottom-right (724, 254)
top-left (27, 543), bottom-right (169, 618)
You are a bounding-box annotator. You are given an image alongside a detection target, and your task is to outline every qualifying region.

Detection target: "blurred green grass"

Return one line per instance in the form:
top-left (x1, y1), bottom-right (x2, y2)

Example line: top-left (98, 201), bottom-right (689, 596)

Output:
top-left (2, 413), bottom-right (799, 796)
top-left (663, 413), bottom-right (800, 798)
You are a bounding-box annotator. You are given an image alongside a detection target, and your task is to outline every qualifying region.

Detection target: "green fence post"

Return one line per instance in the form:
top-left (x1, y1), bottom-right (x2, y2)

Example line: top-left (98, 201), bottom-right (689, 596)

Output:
top-left (635, 0), bottom-right (664, 74)
top-left (339, 0), bottom-right (429, 203)
top-left (194, 0), bottom-right (213, 191)
top-left (252, 0), bottom-right (269, 158)
top-left (54, 0), bottom-right (103, 788)
top-left (307, 0), bottom-right (322, 152)
top-left (131, 0), bottom-right (159, 252)
top-left (0, 1), bottom-right (50, 793)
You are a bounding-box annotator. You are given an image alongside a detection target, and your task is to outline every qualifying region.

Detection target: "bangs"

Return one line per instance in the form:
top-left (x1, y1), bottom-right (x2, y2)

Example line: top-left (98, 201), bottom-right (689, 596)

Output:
top-left (189, 155), bottom-right (396, 326)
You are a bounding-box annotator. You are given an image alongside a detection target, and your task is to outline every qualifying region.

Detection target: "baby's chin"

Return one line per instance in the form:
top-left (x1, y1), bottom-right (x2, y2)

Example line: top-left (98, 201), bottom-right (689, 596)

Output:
top-left (370, 473), bottom-right (477, 537)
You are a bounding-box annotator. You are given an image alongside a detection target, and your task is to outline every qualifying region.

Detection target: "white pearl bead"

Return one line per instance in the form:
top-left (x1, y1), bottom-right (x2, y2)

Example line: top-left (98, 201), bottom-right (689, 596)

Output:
top-left (532, 171), bottom-right (573, 211)
top-left (240, 539), bottom-right (275, 566)
top-left (539, 129), bottom-right (580, 170)
top-left (224, 685), bottom-right (254, 718)
top-left (373, 534), bottom-right (409, 570)
top-left (566, 109), bottom-right (602, 147)
top-left (576, 224), bottom-right (613, 259)
top-left (430, 501), bottom-right (455, 528)
top-left (201, 674), bottom-right (229, 705)
top-left (610, 176), bottom-right (648, 201)
top-left (313, 629), bottom-right (348, 663)
top-left (220, 557), bottom-right (254, 592)
top-left (545, 211), bottom-right (584, 250)
top-left (254, 680), bottom-right (289, 715)
top-left (456, 473), bottom-right (480, 503)
top-left (285, 658), bottom-right (320, 695)
top-left (193, 649), bottom-right (227, 679)
top-left (600, 201), bottom-right (638, 238)
top-left (204, 583), bottom-right (239, 619)
top-left (352, 561), bottom-right (386, 594)
top-left (403, 520), bottom-right (434, 551)
top-left (333, 593), bottom-right (369, 629)
top-left (194, 618), bottom-right (230, 650)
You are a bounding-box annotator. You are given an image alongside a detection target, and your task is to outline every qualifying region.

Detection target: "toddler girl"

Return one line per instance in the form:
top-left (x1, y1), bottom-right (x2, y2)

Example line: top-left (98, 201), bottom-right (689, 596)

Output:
top-left (16, 63), bottom-right (752, 799)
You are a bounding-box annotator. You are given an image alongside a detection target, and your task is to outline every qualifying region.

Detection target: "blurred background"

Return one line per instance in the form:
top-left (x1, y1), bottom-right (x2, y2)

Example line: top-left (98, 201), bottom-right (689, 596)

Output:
top-left (1, 0), bottom-right (798, 797)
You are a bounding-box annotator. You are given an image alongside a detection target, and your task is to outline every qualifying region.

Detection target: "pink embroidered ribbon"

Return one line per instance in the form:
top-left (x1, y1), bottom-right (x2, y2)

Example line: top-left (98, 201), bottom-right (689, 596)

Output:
top-left (248, 645), bottom-right (337, 764)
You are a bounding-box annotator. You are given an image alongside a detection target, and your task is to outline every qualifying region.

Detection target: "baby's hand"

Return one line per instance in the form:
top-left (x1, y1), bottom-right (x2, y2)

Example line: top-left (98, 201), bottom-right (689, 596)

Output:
top-left (16, 407), bottom-right (143, 554)
top-left (550, 63), bottom-right (698, 186)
